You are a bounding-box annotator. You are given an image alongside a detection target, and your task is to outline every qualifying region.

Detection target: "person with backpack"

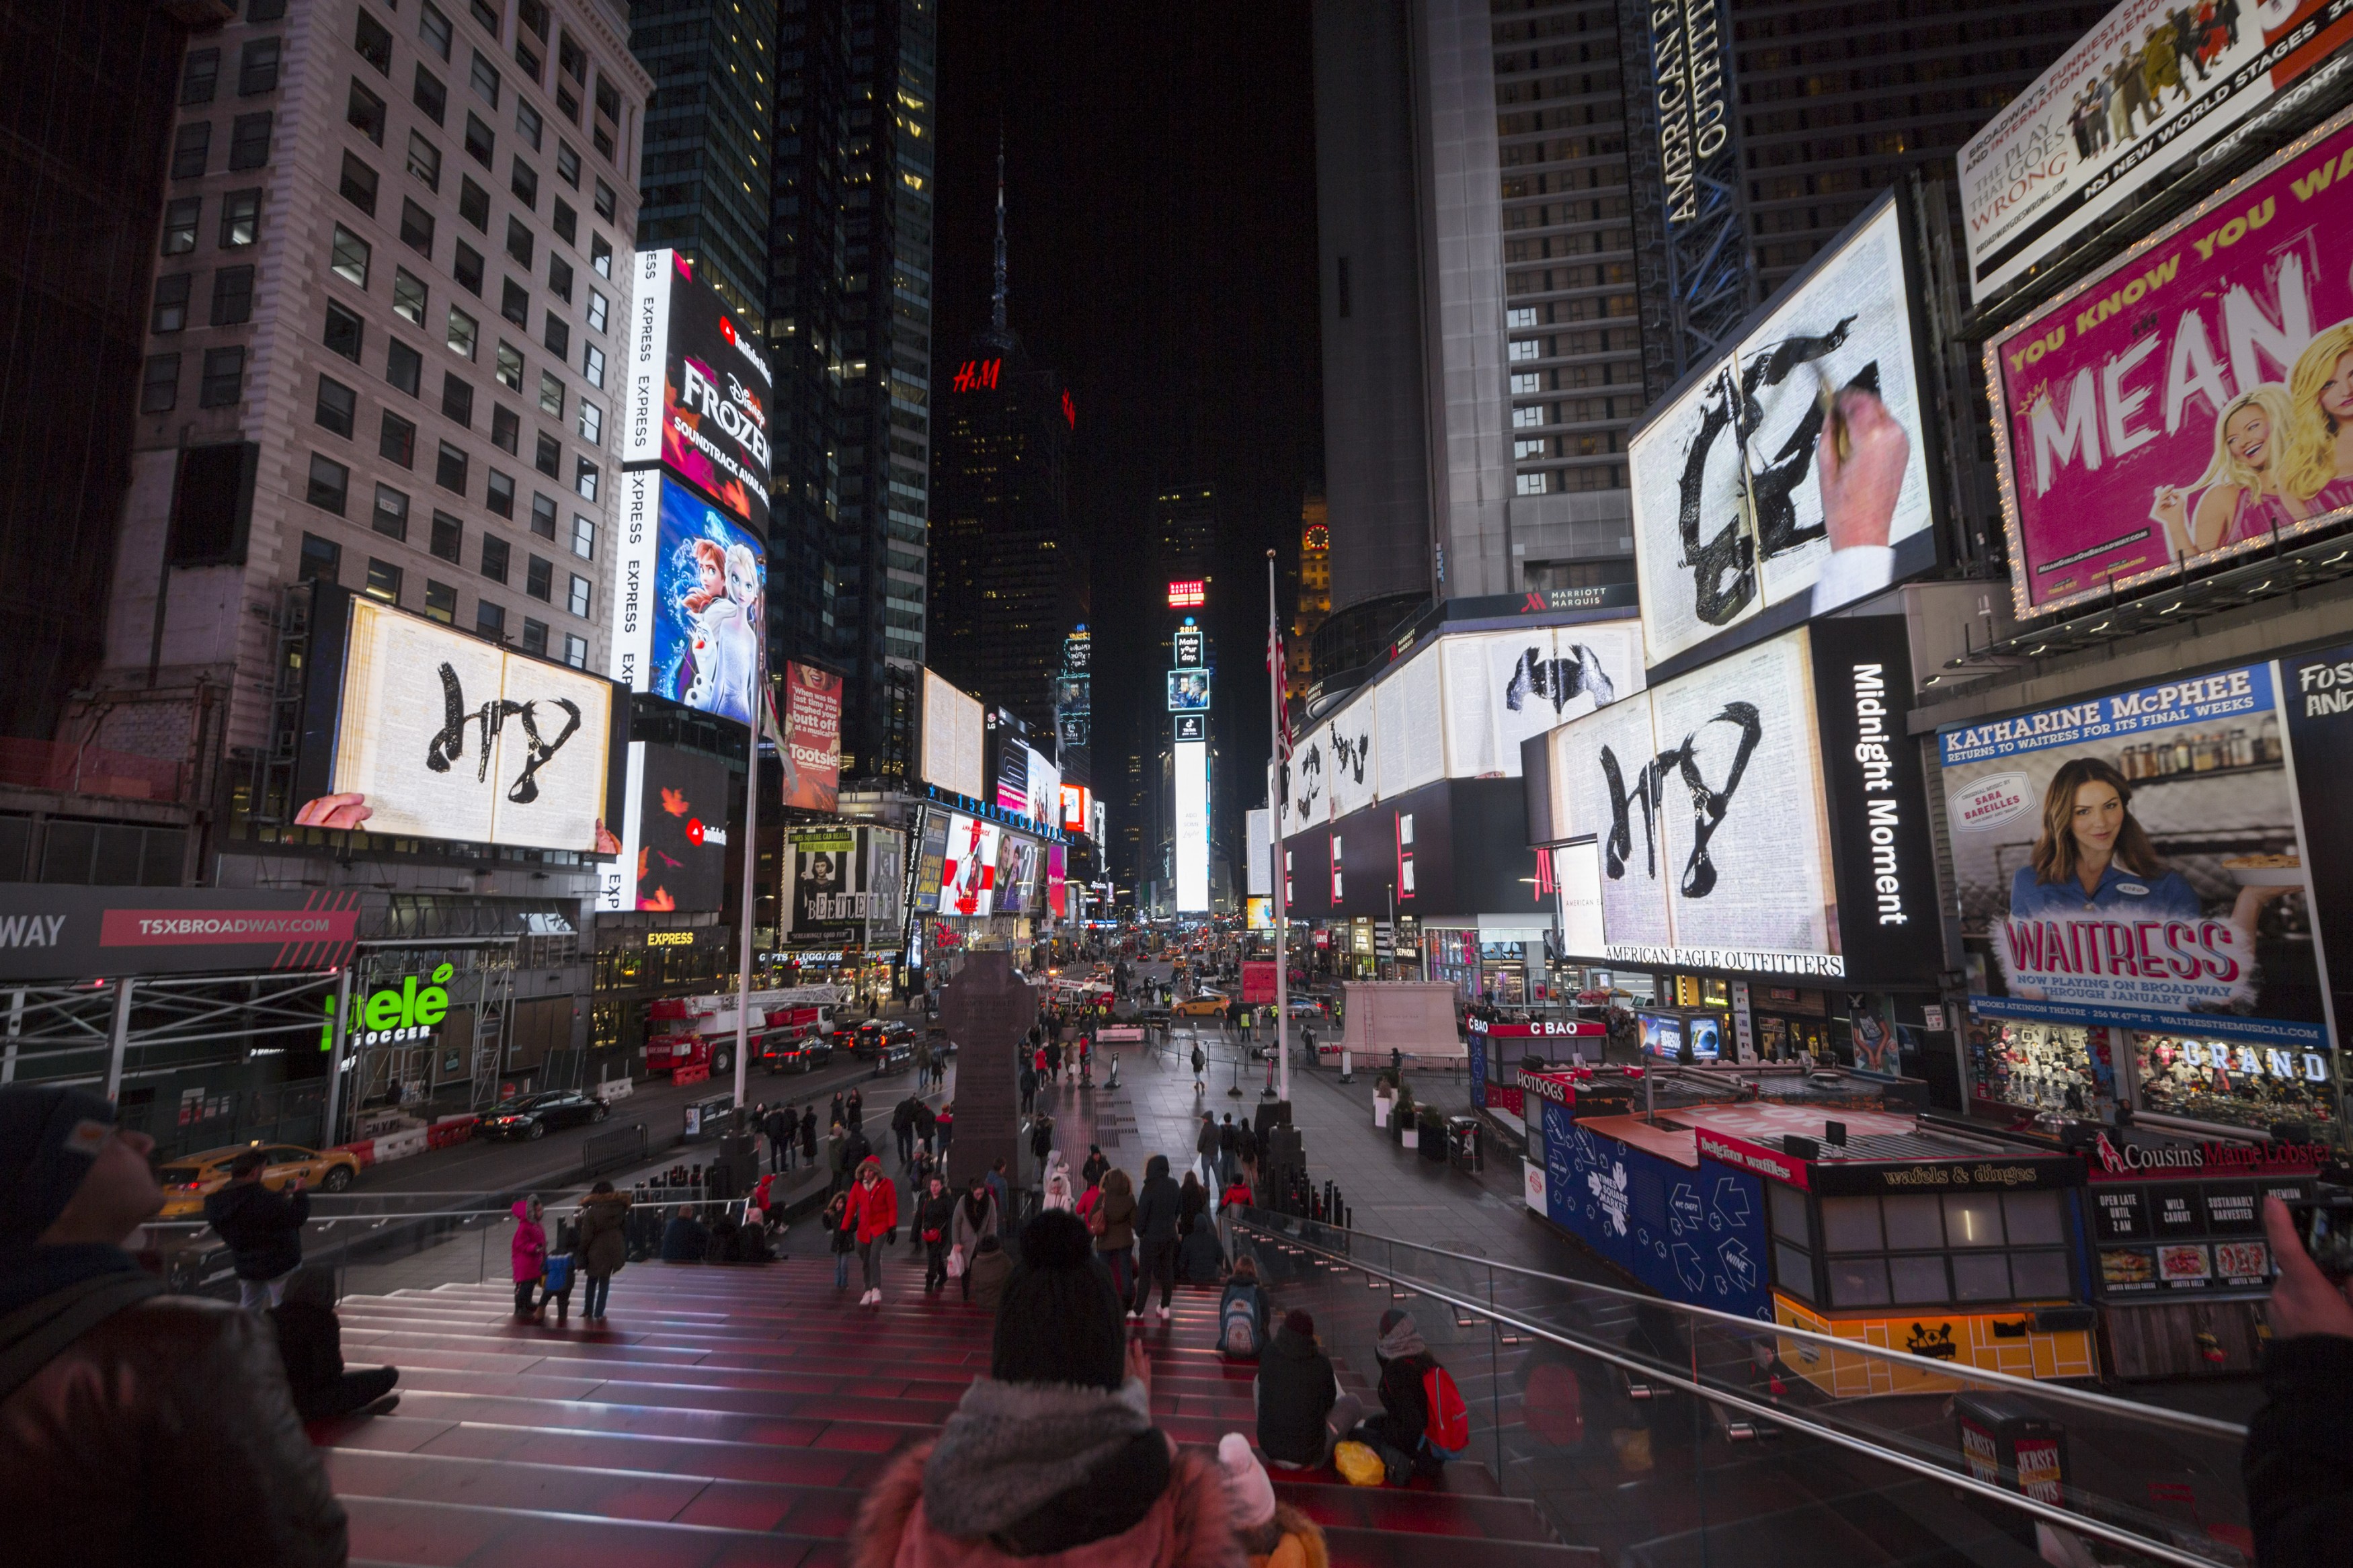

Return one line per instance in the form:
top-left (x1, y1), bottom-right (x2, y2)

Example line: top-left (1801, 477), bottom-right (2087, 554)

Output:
top-left (914, 1172), bottom-right (957, 1294)
top-left (1218, 1255), bottom-right (1269, 1359)
top-left (1191, 1040), bottom-right (1207, 1095)
top-left (964, 1232), bottom-right (1012, 1313)
top-left (0, 1085), bottom-right (348, 1567)
top-left (1359, 1309), bottom-right (1468, 1478)
top-left (575, 1180), bottom-right (629, 1320)
top-left (1255, 1309), bottom-right (1362, 1469)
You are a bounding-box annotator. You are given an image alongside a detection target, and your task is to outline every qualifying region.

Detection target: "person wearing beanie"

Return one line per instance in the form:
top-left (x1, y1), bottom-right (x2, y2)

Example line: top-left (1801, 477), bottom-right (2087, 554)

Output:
top-left (848, 1154), bottom-right (900, 1306)
top-left (0, 1084), bottom-right (348, 1566)
top-left (1254, 1309), bottom-right (1360, 1469)
top-left (848, 1210), bottom-right (1242, 1568)
top-left (1360, 1309), bottom-right (1446, 1474)
top-left (1216, 1433), bottom-right (1328, 1568)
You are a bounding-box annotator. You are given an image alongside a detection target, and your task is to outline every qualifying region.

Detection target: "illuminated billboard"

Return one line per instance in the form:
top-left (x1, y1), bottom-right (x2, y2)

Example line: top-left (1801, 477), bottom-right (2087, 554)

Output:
top-left (300, 585), bottom-right (621, 854)
top-left (937, 812), bottom-right (1001, 917)
top-left (1627, 195), bottom-right (1939, 669)
top-left (1174, 625), bottom-right (1203, 668)
top-left (781, 661), bottom-right (842, 811)
top-left (617, 743), bottom-right (732, 913)
top-left (785, 826), bottom-right (868, 940)
top-left (920, 669), bottom-right (986, 800)
top-left (610, 471), bottom-right (766, 729)
top-left (996, 833), bottom-right (1041, 917)
top-left (621, 249), bottom-right (772, 535)
top-left (1174, 738), bottom-right (1209, 913)
top-left (1987, 110), bottom-right (2353, 620)
top-left (912, 811), bottom-right (949, 913)
top-left (1167, 670), bottom-right (1211, 712)
top-left (1167, 580), bottom-right (1205, 608)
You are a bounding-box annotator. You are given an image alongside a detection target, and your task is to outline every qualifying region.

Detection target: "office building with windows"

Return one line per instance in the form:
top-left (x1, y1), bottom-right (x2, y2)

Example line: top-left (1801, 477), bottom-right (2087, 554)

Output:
top-left (928, 175), bottom-right (1078, 741)
top-left (766, 0), bottom-right (936, 787)
top-left (91, 0), bottom-right (645, 878)
top-left (1312, 0), bottom-right (2098, 638)
top-left (629, 0), bottom-right (774, 321)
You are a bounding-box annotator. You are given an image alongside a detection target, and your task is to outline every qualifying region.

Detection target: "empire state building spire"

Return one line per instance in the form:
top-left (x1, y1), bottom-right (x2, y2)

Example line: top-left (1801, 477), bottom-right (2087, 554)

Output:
top-left (992, 134), bottom-right (1008, 333)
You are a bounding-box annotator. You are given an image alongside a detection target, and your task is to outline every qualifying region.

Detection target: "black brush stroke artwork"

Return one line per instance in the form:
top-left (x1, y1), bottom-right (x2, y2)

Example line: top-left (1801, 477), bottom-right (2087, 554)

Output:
top-left (1505, 644), bottom-right (1618, 716)
top-left (423, 662), bottom-right (584, 804)
top-left (1597, 702), bottom-right (1763, 901)
top-left (1674, 317), bottom-right (1876, 628)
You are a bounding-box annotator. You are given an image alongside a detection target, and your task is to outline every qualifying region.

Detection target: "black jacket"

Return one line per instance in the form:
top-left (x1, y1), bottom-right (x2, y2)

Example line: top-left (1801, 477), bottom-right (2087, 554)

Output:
top-left (2245, 1333), bottom-right (2353, 1567)
top-left (913, 1188), bottom-right (957, 1242)
top-left (1255, 1323), bottom-right (1339, 1465)
top-left (1374, 1349), bottom-right (1438, 1448)
top-left (1135, 1155), bottom-right (1181, 1243)
top-left (1176, 1225), bottom-right (1226, 1284)
top-left (203, 1181), bottom-right (310, 1280)
top-left (800, 1109), bottom-right (818, 1155)
top-left (1195, 1121), bottom-right (1222, 1158)
top-left (268, 1300), bottom-right (345, 1396)
top-left (764, 1109), bottom-right (792, 1143)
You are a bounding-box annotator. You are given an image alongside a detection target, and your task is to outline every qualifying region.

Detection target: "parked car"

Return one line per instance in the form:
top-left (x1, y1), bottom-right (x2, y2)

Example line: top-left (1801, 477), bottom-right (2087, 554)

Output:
top-left (872, 1038), bottom-right (916, 1077)
top-left (157, 1141), bottom-right (360, 1219)
top-left (476, 1089), bottom-right (610, 1141)
top-left (761, 1032), bottom-right (834, 1073)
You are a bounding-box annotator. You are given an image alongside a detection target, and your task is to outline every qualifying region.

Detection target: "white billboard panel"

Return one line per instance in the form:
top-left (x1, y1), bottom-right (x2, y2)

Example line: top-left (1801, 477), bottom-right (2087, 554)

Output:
top-left (920, 669), bottom-right (985, 801)
top-left (1174, 739), bottom-right (1209, 913)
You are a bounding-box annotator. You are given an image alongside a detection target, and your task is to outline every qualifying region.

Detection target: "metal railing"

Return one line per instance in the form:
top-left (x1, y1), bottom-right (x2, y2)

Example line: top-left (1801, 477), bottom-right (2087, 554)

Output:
top-left (1234, 1208), bottom-right (2251, 1568)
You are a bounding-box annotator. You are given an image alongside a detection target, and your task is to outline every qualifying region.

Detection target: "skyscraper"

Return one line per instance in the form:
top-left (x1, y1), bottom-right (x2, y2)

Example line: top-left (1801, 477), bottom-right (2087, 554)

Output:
top-left (767, 0), bottom-right (936, 786)
top-left (928, 159), bottom-right (1079, 741)
top-left (629, 0), bottom-right (773, 320)
top-left (0, 0), bottom-right (204, 743)
top-left (1312, 0), bottom-right (2103, 643)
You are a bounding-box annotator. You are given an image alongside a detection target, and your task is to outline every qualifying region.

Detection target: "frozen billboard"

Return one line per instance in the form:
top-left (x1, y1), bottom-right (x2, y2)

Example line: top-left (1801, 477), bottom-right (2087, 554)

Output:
top-left (622, 249), bottom-right (772, 536)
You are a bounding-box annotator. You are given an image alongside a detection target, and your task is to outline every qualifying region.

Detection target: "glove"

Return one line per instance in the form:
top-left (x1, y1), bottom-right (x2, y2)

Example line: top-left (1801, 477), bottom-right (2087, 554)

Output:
top-left (887, 1227), bottom-right (899, 1245)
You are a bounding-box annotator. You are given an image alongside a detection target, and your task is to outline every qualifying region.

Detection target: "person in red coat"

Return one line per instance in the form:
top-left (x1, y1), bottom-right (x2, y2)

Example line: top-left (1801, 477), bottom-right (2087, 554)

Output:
top-left (848, 1155), bottom-right (900, 1306)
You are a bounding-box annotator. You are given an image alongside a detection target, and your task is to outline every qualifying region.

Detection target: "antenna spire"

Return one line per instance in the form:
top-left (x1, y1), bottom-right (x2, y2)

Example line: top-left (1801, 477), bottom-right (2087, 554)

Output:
top-left (992, 131), bottom-right (1008, 333)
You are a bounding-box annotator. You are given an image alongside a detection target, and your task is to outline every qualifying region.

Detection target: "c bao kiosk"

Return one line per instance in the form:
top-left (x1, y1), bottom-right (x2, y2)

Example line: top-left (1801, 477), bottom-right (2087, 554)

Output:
top-left (1520, 1067), bottom-right (2099, 1390)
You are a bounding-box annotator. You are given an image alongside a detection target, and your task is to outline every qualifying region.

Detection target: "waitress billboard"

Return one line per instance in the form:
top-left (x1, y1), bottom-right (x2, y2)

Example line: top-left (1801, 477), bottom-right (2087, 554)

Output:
top-left (1938, 661), bottom-right (2328, 1048)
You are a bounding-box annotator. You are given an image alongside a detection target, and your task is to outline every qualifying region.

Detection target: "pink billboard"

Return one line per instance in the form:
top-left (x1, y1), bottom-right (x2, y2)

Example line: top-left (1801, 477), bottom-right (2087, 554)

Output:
top-left (1988, 110), bottom-right (2353, 620)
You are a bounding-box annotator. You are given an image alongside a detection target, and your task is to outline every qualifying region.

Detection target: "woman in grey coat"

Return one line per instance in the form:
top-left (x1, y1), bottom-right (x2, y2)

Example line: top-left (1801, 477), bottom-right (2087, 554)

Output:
top-left (951, 1173), bottom-right (999, 1305)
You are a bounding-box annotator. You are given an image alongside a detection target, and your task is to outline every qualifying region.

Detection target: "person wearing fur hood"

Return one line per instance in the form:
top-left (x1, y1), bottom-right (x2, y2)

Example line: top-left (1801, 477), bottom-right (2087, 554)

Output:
top-left (850, 1210), bottom-right (1243, 1568)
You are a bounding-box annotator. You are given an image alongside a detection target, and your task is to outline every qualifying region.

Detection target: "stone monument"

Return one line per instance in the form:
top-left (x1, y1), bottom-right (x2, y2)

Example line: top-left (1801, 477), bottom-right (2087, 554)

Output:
top-left (935, 950), bottom-right (1030, 1200)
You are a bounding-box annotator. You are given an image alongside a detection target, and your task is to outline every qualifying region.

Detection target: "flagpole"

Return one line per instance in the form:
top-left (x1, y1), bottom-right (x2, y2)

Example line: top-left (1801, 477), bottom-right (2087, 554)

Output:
top-left (733, 647), bottom-right (763, 1114)
top-left (1267, 550), bottom-right (1289, 1107)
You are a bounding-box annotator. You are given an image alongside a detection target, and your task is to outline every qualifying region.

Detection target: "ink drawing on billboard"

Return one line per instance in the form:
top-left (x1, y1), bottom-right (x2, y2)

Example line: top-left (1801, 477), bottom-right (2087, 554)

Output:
top-left (1990, 111), bottom-right (2353, 619)
top-left (1629, 197), bottom-right (1936, 667)
top-left (1938, 664), bottom-right (2323, 1048)
top-left (653, 478), bottom-right (765, 728)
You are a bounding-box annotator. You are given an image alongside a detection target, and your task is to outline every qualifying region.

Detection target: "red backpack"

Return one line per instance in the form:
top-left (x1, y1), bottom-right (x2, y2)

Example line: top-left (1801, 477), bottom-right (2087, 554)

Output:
top-left (1421, 1364), bottom-right (1470, 1455)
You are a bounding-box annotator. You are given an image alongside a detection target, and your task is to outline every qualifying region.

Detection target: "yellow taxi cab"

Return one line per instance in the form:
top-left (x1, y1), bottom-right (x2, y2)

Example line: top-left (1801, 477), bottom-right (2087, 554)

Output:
top-left (1173, 993), bottom-right (1228, 1019)
top-left (156, 1141), bottom-right (360, 1219)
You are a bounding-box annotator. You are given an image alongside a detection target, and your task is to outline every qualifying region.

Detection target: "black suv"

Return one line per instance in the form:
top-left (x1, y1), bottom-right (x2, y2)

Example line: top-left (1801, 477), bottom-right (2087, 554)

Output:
top-left (475, 1089), bottom-right (608, 1141)
top-left (762, 1032), bottom-right (834, 1073)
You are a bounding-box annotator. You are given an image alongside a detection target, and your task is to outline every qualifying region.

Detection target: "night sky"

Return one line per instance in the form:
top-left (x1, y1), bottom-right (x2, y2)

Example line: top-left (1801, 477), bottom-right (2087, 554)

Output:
top-left (931, 1), bottom-right (1322, 858)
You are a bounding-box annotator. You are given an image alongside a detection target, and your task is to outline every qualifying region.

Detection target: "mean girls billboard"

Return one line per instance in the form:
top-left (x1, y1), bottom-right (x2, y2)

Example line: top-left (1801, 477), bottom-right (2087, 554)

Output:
top-left (1938, 662), bottom-right (2328, 1048)
top-left (1989, 109), bottom-right (2353, 620)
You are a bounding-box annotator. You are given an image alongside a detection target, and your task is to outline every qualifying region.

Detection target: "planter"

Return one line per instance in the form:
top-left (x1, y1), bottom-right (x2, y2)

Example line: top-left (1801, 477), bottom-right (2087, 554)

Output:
top-left (1400, 1124), bottom-right (1419, 1151)
top-left (1373, 1095), bottom-right (1394, 1129)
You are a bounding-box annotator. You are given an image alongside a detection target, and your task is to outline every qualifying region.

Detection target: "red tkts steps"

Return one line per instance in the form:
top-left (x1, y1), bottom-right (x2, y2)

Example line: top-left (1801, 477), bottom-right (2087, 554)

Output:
top-left (312, 1260), bottom-right (1596, 1567)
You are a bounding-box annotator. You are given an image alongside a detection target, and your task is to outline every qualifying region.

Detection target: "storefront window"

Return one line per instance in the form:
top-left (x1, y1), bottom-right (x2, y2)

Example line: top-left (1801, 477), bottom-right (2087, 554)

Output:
top-left (1967, 1020), bottom-right (2116, 1115)
top-left (1800, 1189), bottom-right (2071, 1309)
top-left (2130, 1033), bottom-right (2339, 1133)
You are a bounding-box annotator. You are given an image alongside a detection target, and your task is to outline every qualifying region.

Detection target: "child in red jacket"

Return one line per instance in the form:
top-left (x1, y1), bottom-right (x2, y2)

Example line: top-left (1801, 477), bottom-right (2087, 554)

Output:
top-left (847, 1156), bottom-right (899, 1306)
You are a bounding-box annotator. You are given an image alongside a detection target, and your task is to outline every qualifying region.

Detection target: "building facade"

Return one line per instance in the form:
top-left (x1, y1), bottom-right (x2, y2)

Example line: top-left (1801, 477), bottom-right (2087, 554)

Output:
top-left (926, 173), bottom-right (1079, 741)
top-left (629, 0), bottom-right (774, 319)
top-left (768, 0), bottom-right (936, 788)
